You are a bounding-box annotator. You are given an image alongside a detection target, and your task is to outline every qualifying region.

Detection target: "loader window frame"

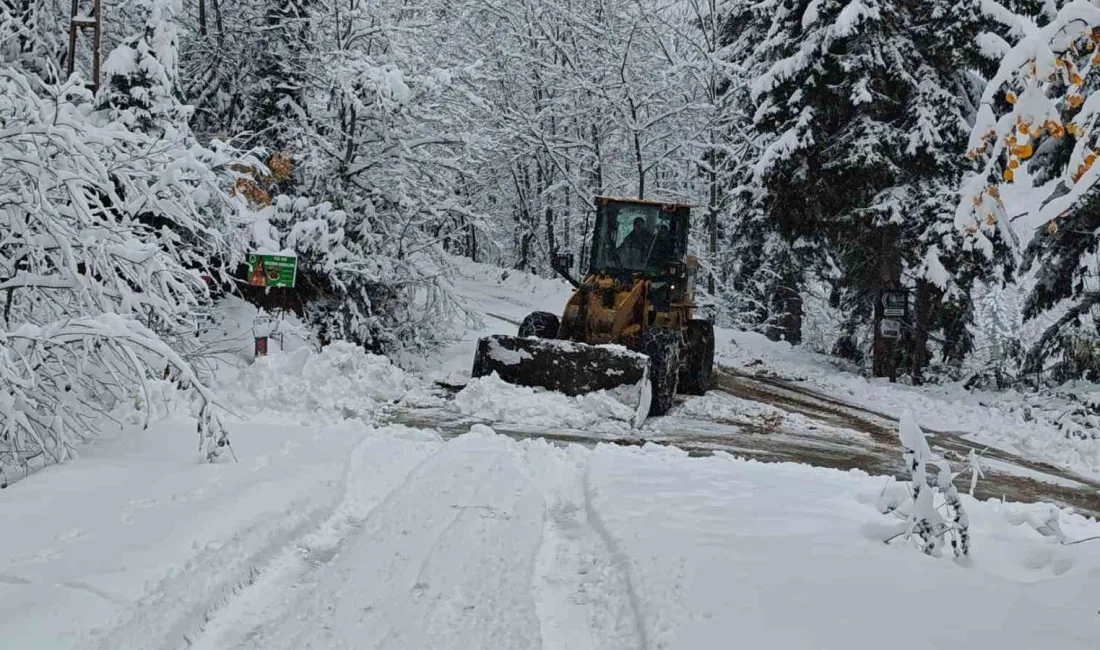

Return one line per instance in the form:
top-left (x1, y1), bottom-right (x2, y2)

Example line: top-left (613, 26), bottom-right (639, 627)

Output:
top-left (589, 200), bottom-right (687, 278)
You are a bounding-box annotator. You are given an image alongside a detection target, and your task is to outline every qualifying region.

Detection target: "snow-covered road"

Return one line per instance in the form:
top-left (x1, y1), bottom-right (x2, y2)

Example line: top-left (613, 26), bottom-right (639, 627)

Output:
top-left (164, 428), bottom-right (643, 650)
top-left (10, 420), bottom-right (1100, 650)
top-left (5, 259), bottom-right (1100, 648)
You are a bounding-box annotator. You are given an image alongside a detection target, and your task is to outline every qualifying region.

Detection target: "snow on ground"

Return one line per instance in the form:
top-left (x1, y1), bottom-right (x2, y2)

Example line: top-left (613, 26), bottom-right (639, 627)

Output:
top-left (5, 410), bottom-right (1100, 648)
top-left (588, 444), bottom-right (1100, 649)
top-left (663, 391), bottom-right (864, 441)
top-left (718, 329), bottom-right (1100, 479)
top-left (391, 256), bottom-right (1100, 480)
top-left (6, 257), bottom-right (1100, 648)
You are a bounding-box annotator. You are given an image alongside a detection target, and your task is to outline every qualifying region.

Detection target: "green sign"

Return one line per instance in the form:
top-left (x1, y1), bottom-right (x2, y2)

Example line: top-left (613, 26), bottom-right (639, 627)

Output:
top-left (246, 253), bottom-right (297, 288)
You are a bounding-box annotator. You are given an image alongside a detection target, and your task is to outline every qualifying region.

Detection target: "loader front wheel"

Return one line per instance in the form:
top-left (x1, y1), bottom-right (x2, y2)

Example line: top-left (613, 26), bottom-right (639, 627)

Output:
top-left (518, 311), bottom-right (560, 339)
top-left (680, 320), bottom-right (715, 395)
top-left (640, 328), bottom-right (680, 416)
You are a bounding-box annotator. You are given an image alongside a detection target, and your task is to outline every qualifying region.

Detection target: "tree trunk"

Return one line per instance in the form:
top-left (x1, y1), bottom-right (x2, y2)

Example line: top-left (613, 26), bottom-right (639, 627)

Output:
top-left (707, 146), bottom-right (718, 295)
top-left (212, 0), bottom-right (224, 41)
top-left (781, 285), bottom-right (803, 345)
top-left (872, 227), bottom-right (903, 381)
top-left (910, 280), bottom-right (935, 385)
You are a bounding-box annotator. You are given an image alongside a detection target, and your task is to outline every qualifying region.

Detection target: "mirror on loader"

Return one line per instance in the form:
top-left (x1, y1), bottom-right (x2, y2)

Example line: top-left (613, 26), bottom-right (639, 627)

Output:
top-left (550, 251), bottom-right (579, 287)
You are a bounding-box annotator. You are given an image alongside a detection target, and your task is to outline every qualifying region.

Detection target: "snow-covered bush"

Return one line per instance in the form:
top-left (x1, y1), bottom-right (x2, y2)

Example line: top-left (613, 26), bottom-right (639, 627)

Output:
top-left (0, 47), bottom-right (245, 476)
top-left (879, 413), bottom-right (972, 559)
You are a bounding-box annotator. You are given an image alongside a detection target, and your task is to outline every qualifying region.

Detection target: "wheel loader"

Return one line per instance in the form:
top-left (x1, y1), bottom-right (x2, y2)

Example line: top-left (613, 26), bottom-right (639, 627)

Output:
top-left (470, 196), bottom-right (715, 427)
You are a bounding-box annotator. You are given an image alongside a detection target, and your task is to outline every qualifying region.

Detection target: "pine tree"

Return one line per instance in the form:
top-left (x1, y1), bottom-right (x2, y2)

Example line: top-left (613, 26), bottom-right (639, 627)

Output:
top-left (99, 0), bottom-right (187, 134)
top-left (712, 0), bottom-right (807, 342)
top-left (252, 0), bottom-right (313, 154)
top-left (748, 0), bottom-right (1002, 375)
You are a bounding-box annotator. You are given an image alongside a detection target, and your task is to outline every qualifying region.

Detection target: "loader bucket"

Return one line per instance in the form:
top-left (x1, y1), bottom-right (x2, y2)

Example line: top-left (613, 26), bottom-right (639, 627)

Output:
top-left (470, 335), bottom-right (652, 428)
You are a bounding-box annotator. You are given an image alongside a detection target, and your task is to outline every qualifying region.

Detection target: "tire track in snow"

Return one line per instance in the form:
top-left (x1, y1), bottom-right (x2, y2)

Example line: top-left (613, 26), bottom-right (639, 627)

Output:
top-left (150, 426), bottom-right (443, 650)
top-left (517, 442), bottom-right (644, 650)
top-left (580, 452), bottom-right (650, 650)
top-left (251, 432), bottom-right (548, 650)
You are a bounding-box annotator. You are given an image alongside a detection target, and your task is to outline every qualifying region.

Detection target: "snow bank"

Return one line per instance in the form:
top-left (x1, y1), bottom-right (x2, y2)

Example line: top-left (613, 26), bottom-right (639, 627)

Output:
top-left (224, 341), bottom-right (416, 421)
top-left (587, 444), bottom-right (1100, 650)
top-left (453, 374), bottom-right (639, 432)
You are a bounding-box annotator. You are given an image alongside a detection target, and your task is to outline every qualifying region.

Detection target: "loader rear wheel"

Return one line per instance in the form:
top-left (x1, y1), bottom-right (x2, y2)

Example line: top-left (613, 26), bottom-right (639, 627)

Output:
top-left (518, 311), bottom-right (560, 339)
top-left (640, 328), bottom-right (680, 416)
top-left (680, 320), bottom-right (715, 395)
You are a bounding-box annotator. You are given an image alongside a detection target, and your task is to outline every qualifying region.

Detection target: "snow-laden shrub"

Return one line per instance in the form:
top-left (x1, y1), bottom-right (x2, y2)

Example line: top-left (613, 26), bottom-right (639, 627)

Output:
top-left (0, 63), bottom-right (243, 477)
top-left (878, 412), bottom-right (972, 559)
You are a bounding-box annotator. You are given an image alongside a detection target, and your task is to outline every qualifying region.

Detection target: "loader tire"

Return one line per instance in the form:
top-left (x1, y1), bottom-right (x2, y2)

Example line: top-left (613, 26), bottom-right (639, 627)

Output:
top-left (679, 320), bottom-right (715, 395)
top-left (518, 311), bottom-right (560, 339)
top-left (640, 328), bottom-right (680, 416)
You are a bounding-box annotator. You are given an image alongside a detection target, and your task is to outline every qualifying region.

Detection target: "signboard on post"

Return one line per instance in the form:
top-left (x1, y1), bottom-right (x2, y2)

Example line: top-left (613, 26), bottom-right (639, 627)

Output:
top-left (880, 319), bottom-right (902, 339)
top-left (881, 290), bottom-right (909, 318)
top-left (246, 253), bottom-right (298, 289)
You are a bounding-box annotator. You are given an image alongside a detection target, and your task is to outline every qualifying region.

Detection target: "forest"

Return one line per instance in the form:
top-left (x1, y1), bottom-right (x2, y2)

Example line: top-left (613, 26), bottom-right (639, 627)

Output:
top-left (5, 0), bottom-right (1100, 468)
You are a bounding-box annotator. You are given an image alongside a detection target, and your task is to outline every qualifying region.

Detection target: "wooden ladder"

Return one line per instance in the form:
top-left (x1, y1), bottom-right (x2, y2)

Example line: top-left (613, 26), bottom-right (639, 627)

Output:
top-left (66, 0), bottom-right (102, 91)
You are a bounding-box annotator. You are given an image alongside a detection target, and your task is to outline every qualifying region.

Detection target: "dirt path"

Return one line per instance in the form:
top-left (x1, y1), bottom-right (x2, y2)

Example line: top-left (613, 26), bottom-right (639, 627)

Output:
top-left (709, 368), bottom-right (1100, 517)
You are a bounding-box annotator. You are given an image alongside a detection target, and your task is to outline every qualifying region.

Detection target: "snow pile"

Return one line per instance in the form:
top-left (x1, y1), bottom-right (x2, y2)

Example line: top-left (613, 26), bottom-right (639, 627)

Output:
top-left (453, 374), bottom-right (639, 432)
top-left (588, 443), bottom-right (1100, 649)
top-left (674, 393), bottom-right (785, 429)
top-left (224, 342), bottom-right (416, 421)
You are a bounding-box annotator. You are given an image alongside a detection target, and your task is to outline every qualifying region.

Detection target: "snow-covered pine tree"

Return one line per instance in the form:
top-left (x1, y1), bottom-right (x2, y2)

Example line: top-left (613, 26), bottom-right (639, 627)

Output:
top-left (713, 0), bottom-right (807, 342)
top-left (98, 0), bottom-right (186, 134)
top-left (749, 0), bottom-right (1001, 375)
top-left (960, 1), bottom-right (1100, 379)
top-left (251, 0), bottom-right (312, 155)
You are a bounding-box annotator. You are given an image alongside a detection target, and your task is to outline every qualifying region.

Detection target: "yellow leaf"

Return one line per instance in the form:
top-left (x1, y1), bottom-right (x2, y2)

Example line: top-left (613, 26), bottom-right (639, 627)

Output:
top-left (1006, 92), bottom-right (1017, 104)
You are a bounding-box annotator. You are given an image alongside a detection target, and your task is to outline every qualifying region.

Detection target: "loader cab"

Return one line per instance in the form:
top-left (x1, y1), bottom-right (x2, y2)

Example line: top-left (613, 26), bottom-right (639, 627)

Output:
top-left (589, 197), bottom-right (690, 286)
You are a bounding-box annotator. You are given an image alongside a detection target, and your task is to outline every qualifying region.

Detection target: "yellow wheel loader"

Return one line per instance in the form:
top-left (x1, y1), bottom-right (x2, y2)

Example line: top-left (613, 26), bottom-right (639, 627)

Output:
top-left (471, 196), bottom-right (715, 427)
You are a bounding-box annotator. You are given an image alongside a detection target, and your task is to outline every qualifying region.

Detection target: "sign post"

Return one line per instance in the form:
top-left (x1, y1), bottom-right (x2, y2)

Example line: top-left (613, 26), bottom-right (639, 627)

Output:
top-left (881, 290), bottom-right (909, 319)
top-left (873, 288), bottom-right (910, 380)
top-left (246, 254), bottom-right (297, 359)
